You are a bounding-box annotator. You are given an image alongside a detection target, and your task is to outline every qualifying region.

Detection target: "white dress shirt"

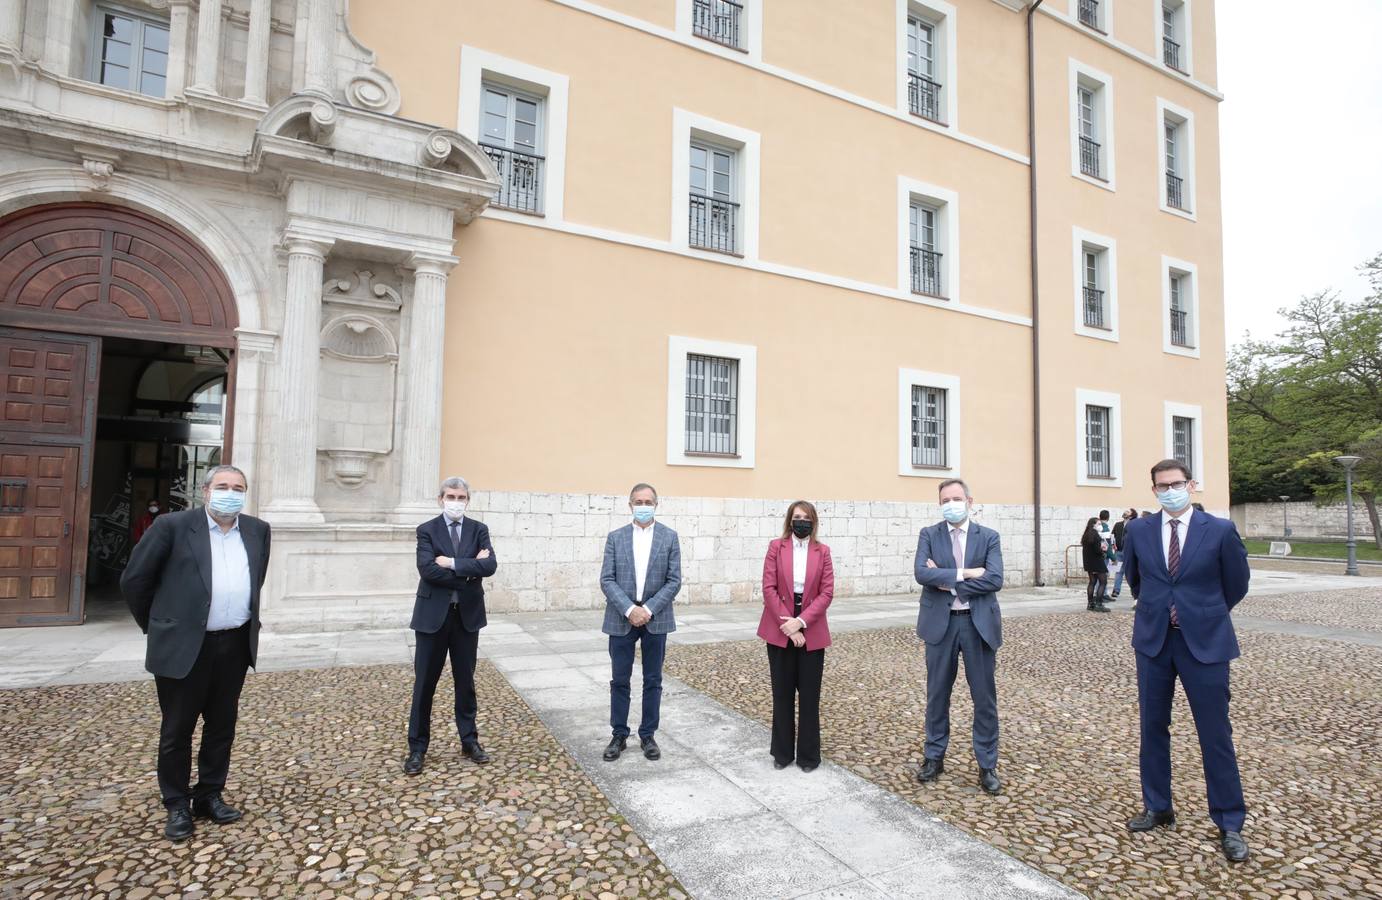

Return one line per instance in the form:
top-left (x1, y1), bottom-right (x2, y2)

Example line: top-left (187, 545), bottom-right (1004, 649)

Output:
top-left (631, 521), bottom-right (655, 613)
top-left (949, 523), bottom-right (970, 611)
top-left (1161, 507), bottom-right (1194, 568)
top-left (791, 536), bottom-right (809, 594)
top-left (205, 510), bottom-right (252, 631)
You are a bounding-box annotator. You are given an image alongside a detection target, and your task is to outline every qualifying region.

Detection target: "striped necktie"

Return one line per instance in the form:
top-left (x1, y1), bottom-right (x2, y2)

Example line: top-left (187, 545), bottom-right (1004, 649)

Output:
top-left (1168, 519), bottom-right (1181, 626)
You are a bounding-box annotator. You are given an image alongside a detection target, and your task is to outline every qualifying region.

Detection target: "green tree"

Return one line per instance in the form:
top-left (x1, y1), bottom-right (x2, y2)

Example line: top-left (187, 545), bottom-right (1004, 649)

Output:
top-left (1227, 253), bottom-right (1382, 547)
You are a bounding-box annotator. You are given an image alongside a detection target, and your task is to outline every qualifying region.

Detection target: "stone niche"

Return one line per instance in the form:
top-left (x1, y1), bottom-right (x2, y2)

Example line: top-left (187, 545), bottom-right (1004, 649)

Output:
top-left (316, 269), bottom-right (401, 502)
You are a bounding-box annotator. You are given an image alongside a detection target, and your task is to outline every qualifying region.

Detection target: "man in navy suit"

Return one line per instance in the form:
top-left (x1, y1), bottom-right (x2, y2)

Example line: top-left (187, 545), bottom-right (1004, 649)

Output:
top-left (599, 483), bottom-right (682, 762)
top-left (403, 476), bottom-right (498, 775)
top-left (913, 478), bottom-right (1005, 795)
top-left (1122, 459), bottom-right (1251, 862)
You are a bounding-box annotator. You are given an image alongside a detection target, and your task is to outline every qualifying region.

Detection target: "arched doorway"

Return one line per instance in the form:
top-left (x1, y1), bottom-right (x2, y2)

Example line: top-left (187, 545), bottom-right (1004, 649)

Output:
top-left (0, 202), bottom-right (238, 626)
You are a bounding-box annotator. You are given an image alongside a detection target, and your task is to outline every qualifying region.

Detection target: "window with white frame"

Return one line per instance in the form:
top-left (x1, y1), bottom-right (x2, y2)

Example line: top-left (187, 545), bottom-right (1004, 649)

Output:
top-left (1161, 1), bottom-right (1189, 72)
top-left (667, 336), bottom-right (757, 468)
top-left (1158, 99), bottom-right (1195, 217)
top-left (898, 1), bottom-right (957, 128)
top-left (899, 177), bottom-right (958, 303)
top-left (689, 140), bottom-right (739, 254)
top-left (693, 0), bottom-right (746, 50)
top-left (899, 369), bottom-right (961, 478)
top-left (1076, 389), bottom-right (1123, 487)
top-left (458, 49), bottom-right (569, 222)
top-left (1070, 62), bottom-right (1115, 189)
top-left (90, 5), bottom-right (169, 98)
top-left (1162, 256), bottom-right (1200, 357)
top-left (1164, 402), bottom-right (1204, 487)
top-left (1077, 0), bottom-right (1106, 32)
top-left (480, 83), bottom-right (546, 214)
top-left (1073, 228), bottom-right (1118, 341)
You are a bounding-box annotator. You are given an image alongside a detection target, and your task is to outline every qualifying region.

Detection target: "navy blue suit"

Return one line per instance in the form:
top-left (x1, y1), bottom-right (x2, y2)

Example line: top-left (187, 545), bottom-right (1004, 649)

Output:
top-left (407, 515), bottom-right (497, 753)
top-left (1123, 508), bottom-right (1250, 831)
top-left (914, 520), bottom-right (1004, 768)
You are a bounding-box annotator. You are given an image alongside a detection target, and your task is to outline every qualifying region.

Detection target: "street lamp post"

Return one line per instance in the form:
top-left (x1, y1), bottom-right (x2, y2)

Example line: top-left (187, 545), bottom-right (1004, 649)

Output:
top-left (1279, 495), bottom-right (1291, 538)
top-left (1334, 455), bottom-right (1362, 577)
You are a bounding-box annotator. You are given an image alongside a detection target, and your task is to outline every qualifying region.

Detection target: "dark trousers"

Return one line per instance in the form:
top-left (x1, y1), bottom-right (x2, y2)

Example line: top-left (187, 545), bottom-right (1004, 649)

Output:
top-left (1136, 627), bottom-right (1246, 831)
top-left (766, 641), bottom-right (824, 766)
top-left (154, 624), bottom-right (251, 809)
top-left (408, 604), bottom-right (480, 753)
top-left (1087, 572), bottom-right (1108, 602)
top-left (609, 624), bottom-right (667, 740)
top-left (923, 612), bottom-right (999, 768)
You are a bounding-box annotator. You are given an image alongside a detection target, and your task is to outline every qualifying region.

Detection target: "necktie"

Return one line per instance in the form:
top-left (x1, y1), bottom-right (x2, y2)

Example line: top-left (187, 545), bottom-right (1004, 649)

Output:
top-left (951, 527), bottom-right (964, 569)
top-left (1168, 519), bottom-right (1181, 626)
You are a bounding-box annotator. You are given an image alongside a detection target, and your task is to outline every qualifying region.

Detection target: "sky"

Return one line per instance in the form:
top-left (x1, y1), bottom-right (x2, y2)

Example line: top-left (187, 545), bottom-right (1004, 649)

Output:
top-left (1218, 0), bottom-right (1382, 348)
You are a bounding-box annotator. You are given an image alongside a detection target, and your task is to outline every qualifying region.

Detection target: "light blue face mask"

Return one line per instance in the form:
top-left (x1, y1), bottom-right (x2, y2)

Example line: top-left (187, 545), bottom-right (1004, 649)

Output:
top-left (940, 499), bottom-right (968, 524)
top-left (1157, 486), bottom-right (1191, 514)
top-left (632, 505), bottom-right (655, 524)
top-left (209, 489), bottom-right (245, 516)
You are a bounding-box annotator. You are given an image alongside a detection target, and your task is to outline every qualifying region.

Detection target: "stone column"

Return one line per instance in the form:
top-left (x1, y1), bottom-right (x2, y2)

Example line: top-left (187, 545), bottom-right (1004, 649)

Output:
top-left (165, 1), bottom-right (193, 96)
top-left (190, 0), bottom-right (223, 93)
top-left (242, 0), bottom-right (272, 104)
top-left (0, 0), bottom-right (23, 51)
top-left (392, 252), bottom-right (458, 522)
top-left (262, 234), bottom-right (333, 525)
top-left (302, 0), bottom-right (335, 95)
top-left (42, 0), bottom-right (76, 74)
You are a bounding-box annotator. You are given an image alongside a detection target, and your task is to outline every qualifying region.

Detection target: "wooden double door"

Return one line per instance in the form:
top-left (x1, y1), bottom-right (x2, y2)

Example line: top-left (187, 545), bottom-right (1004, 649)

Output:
top-left (0, 329), bottom-right (98, 627)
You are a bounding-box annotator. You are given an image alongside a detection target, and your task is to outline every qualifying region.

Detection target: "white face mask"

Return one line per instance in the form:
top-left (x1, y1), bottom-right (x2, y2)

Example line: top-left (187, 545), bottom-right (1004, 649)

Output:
top-left (443, 500), bottom-right (467, 520)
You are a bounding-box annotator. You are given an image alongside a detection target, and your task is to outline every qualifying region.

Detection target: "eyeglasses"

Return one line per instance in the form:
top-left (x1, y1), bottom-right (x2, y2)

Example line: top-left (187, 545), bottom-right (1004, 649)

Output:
top-left (1153, 481), bottom-right (1189, 493)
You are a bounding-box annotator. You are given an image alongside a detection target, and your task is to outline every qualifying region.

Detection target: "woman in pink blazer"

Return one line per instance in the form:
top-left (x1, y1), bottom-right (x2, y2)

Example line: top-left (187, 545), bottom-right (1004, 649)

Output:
top-left (758, 500), bottom-right (835, 772)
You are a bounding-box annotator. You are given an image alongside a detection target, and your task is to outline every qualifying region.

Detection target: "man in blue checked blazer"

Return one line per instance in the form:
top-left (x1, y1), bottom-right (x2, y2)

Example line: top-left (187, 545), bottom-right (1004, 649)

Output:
top-left (600, 482), bottom-right (682, 762)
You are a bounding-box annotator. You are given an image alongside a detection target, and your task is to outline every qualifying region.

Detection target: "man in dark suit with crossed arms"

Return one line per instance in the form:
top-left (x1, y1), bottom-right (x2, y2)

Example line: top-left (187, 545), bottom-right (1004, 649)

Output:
top-left (121, 465), bottom-right (271, 841)
top-left (403, 475), bottom-right (498, 775)
top-left (1122, 458), bottom-right (1251, 862)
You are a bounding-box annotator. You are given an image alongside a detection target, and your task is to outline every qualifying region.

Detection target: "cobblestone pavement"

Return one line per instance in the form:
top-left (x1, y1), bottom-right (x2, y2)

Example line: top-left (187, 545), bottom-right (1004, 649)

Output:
top-left (0, 662), bottom-right (685, 900)
top-left (1232, 587), bottom-right (1382, 634)
top-left (665, 609), bottom-right (1382, 900)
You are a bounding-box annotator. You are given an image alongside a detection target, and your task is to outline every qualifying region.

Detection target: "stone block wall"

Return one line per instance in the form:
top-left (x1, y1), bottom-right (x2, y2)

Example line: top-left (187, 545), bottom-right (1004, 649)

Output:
top-left (1231, 501), bottom-right (1376, 541)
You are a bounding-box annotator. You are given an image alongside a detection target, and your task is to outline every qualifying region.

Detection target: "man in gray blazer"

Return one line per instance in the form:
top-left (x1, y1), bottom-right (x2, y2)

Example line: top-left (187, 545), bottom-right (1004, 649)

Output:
top-left (600, 482), bottom-right (681, 761)
top-left (121, 465), bottom-right (271, 841)
top-left (913, 478), bottom-right (1005, 795)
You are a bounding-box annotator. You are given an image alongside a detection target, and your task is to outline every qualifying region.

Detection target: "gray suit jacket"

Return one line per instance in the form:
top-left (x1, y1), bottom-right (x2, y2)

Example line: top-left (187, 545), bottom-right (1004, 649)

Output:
top-left (914, 520), bottom-right (1004, 650)
top-left (600, 522), bottom-right (681, 636)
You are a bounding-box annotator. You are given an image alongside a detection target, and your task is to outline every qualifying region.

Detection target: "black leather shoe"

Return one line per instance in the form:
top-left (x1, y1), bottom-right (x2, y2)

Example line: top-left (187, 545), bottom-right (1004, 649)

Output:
top-left (164, 805), bottom-right (195, 841)
top-left (640, 737), bottom-right (661, 760)
top-left (798, 761), bottom-right (818, 773)
top-left (773, 759), bottom-right (791, 770)
top-left (461, 742), bottom-right (490, 765)
top-left (1220, 830), bottom-right (1249, 862)
top-left (916, 757), bottom-right (944, 782)
top-left (1127, 809), bottom-right (1176, 832)
top-left (1088, 603), bottom-right (1112, 613)
top-left (192, 795), bottom-right (242, 825)
top-left (978, 768), bottom-right (1001, 794)
top-left (403, 751), bottom-right (425, 775)
top-left (603, 735), bottom-right (627, 761)
top-left (1110, 591), bottom-right (1120, 598)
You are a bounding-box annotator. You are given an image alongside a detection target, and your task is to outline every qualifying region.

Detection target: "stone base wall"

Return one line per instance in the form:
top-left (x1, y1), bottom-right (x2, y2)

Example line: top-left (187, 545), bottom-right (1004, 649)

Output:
top-left (1231, 502), bottom-right (1376, 542)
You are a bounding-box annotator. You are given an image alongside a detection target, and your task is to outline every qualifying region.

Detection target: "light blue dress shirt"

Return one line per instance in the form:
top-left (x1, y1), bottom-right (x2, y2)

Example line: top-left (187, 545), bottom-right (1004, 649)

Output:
top-left (205, 510), bottom-right (252, 631)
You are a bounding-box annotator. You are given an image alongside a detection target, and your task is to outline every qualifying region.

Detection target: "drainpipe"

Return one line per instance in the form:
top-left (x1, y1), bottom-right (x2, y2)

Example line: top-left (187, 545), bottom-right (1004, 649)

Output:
top-left (1027, 0), bottom-right (1046, 586)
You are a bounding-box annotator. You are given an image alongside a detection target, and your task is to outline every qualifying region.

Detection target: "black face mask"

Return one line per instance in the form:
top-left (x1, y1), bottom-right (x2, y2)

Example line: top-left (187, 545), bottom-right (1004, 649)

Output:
top-left (791, 520), bottom-right (812, 539)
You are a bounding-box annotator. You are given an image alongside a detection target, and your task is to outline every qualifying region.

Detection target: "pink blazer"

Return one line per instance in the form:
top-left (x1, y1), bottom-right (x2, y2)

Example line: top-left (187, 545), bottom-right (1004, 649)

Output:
top-left (757, 537), bottom-right (835, 651)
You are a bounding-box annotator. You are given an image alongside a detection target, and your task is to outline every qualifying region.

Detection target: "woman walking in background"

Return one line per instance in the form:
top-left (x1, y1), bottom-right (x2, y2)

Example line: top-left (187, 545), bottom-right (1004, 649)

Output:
top-left (1082, 517), bottom-right (1111, 613)
top-left (757, 501), bottom-right (835, 772)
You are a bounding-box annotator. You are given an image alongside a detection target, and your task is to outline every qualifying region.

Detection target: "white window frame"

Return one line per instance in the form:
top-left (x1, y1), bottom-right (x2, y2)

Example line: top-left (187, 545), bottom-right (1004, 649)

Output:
top-left (672, 109), bottom-right (760, 262)
top-left (1075, 0), bottom-right (1112, 34)
top-left (898, 368), bottom-right (961, 479)
top-left (676, 0), bottom-right (763, 61)
top-left (1069, 60), bottom-right (1116, 192)
top-left (897, 176), bottom-right (960, 304)
top-left (88, 3), bottom-right (171, 98)
top-left (895, 0), bottom-right (959, 131)
top-left (458, 47), bottom-right (569, 222)
top-left (1156, 98), bottom-right (1196, 220)
top-left (1157, 0), bottom-right (1193, 77)
top-left (1163, 401), bottom-right (1205, 491)
top-left (1161, 255), bottom-right (1200, 358)
top-left (1076, 389), bottom-right (1123, 487)
top-left (1072, 227), bottom-right (1119, 342)
top-left (667, 335), bottom-right (757, 468)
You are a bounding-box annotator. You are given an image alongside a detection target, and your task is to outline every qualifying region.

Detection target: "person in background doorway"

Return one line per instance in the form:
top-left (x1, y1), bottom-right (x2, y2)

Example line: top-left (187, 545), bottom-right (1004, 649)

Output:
top-left (133, 499), bottom-right (162, 544)
top-left (1081, 517), bottom-right (1111, 613)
